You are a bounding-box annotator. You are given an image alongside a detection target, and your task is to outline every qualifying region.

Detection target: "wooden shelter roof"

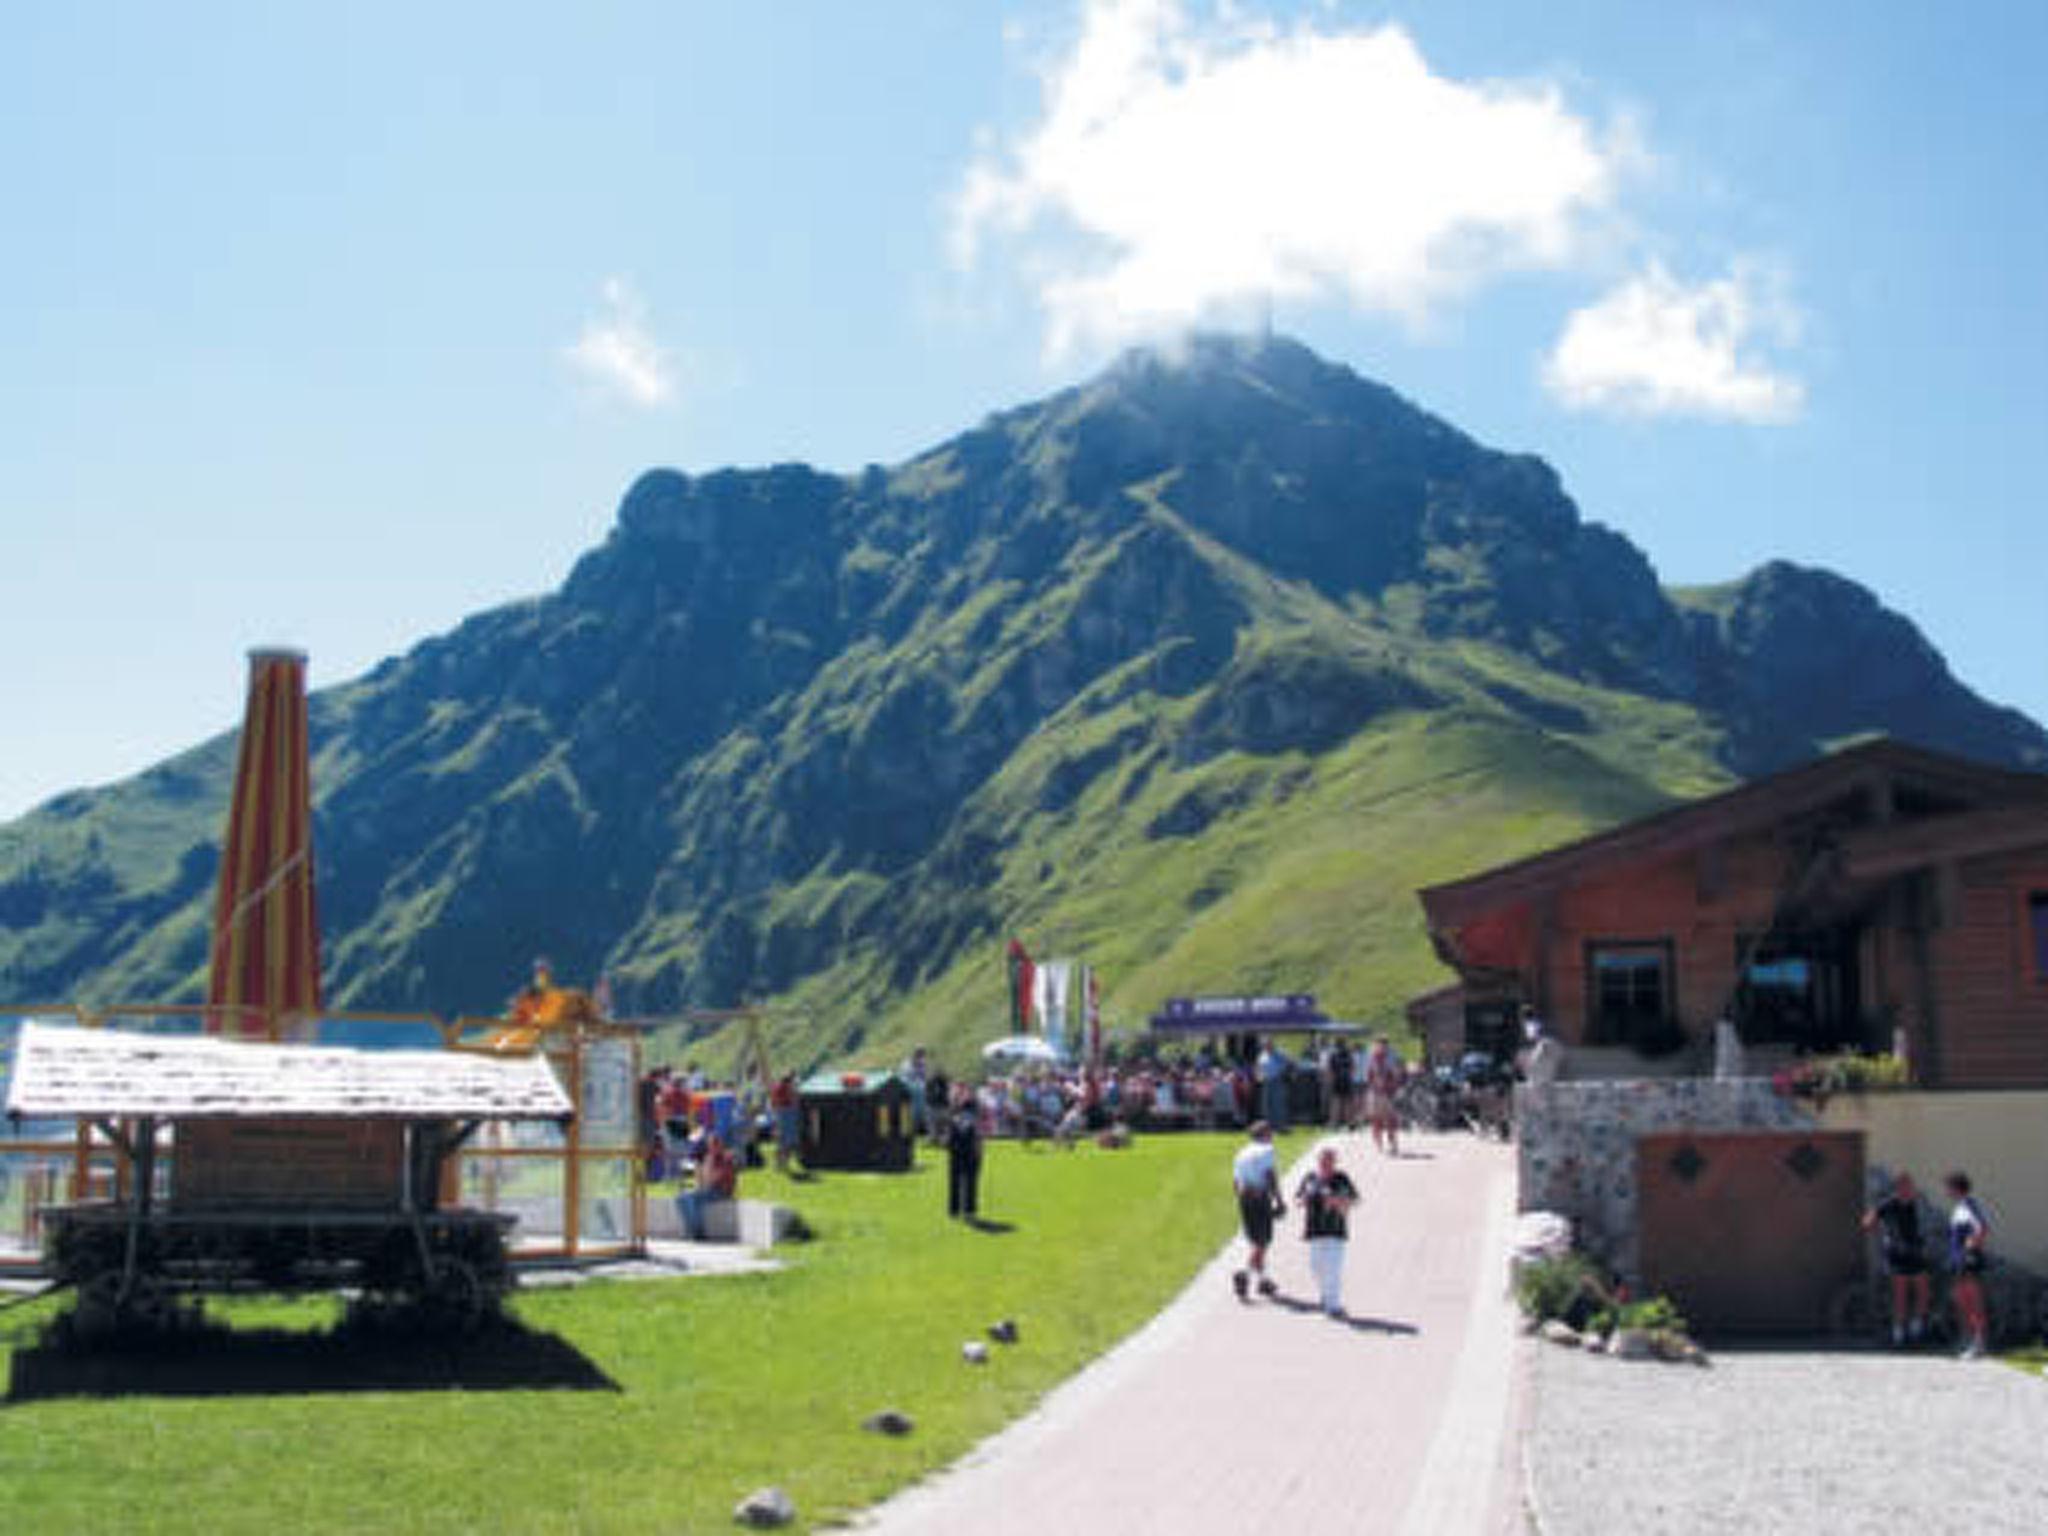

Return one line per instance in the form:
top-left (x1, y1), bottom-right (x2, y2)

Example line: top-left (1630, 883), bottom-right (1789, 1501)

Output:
top-left (2, 1023), bottom-right (573, 1123)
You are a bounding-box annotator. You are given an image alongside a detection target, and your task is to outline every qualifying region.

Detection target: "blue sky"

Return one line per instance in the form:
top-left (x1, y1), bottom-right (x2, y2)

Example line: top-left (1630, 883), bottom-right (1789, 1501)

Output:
top-left (6, 1), bottom-right (2045, 821)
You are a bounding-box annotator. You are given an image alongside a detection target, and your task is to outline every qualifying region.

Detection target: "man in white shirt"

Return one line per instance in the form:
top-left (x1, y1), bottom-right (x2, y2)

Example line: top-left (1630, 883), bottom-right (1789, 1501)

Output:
top-left (1231, 1121), bottom-right (1283, 1301)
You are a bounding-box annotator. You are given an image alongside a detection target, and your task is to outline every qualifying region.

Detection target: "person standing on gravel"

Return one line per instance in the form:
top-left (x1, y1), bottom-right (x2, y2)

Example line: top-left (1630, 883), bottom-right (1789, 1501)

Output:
top-left (1231, 1120), bottom-right (1283, 1301)
top-left (1861, 1170), bottom-right (1932, 1345)
top-left (1945, 1170), bottom-right (1992, 1357)
top-left (1295, 1142), bottom-right (1360, 1318)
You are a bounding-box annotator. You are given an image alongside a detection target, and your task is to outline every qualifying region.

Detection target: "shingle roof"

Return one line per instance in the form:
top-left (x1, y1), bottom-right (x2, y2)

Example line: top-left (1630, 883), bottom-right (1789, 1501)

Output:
top-left (2, 1023), bottom-right (574, 1122)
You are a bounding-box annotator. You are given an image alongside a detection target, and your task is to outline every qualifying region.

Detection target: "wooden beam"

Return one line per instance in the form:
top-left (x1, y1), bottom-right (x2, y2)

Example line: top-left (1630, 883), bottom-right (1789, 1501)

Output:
top-left (1840, 805), bottom-right (2048, 882)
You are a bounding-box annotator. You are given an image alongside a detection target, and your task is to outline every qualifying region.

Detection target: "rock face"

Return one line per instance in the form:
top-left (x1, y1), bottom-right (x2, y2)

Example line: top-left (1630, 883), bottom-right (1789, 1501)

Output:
top-left (1676, 561), bottom-right (2043, 773)
top-left (1, 334), bottom-right (2041, 1046)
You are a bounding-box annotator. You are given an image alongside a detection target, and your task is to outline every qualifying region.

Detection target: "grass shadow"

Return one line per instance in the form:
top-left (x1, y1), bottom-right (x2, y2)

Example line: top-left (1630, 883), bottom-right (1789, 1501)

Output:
top-left (7, 1314), bottom-right (619, 1402)
top-left (964, 1217), bottom-right (1017, 1235)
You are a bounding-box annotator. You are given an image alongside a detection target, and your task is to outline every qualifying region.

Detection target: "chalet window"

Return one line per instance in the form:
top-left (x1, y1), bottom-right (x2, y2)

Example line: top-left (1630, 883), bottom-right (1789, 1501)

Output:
top-left (1589, 942), bottom-right (1677, 1052)
top-left (2030, 892), bottom-right (2048, 982)
top-left (1735, 931), bottom-right (1860, 1051)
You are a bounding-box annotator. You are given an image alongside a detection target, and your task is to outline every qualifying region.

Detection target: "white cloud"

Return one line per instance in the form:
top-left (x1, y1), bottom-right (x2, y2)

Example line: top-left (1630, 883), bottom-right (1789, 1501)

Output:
top-left (954, 0), bottom-right (1629, 357)
top-left (564, 278), bottom-right (677, 408)
top-left (1543, 261), bottom-right (1805, 423)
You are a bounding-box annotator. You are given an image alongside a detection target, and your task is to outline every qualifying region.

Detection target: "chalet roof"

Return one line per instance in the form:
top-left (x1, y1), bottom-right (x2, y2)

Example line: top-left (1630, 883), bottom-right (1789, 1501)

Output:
top-left (2, 1024), bottom-right (574, 1123)
top-left (1418, 738), bottom-right (2048, 931)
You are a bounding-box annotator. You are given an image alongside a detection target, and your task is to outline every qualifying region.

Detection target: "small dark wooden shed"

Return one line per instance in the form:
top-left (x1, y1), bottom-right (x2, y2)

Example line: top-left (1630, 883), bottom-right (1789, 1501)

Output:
top-left (798, 1070), bottom-right (915, 1172)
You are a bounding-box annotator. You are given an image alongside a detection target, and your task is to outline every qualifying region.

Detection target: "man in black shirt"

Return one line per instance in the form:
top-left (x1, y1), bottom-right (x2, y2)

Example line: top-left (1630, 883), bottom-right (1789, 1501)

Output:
top-left (1862, 1170), bottom-right (1931, 1345)
top-left (945, 1087), bottom-right (983, 1220)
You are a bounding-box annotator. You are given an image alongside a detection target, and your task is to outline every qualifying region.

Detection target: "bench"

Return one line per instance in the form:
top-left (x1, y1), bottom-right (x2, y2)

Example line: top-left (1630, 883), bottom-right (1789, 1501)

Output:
top-left (644, 1197), bottom-right (799, 1247)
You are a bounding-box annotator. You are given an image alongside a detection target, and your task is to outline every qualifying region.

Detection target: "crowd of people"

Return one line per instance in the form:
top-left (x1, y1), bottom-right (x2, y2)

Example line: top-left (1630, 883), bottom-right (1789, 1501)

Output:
top-left (638, 1033), bottom-right (1425, 1241)
top-left (892, 1033), bottom-right (1420, 1146)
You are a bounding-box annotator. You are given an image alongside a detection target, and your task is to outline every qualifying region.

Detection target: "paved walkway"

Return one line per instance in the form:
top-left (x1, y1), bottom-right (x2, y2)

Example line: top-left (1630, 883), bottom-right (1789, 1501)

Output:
top-left (858, 1130), bottom-right (1526, 1536)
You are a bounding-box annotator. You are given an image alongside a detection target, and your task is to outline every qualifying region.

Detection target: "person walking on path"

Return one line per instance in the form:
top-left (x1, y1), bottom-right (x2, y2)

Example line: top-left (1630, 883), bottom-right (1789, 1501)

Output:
top-left (1362, 1036), bottom-right (1403, 1156)
top-left (946, 1085), bottom-right (984, 1220)
top-left (1862, 1170), bottom-right (1932, 1345)
top-left (1296, 1142), bottom-right (1360, 1317)
top-left (1230, 1120), bottom-right (1284, 1301)
top-left (1945, 1170), bottom-right (1992, 1357)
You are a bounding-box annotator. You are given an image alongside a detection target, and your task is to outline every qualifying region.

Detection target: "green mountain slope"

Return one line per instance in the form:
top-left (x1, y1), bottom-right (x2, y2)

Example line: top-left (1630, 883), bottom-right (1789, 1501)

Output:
top-left (2, 335), bottom-right (2040, 1071)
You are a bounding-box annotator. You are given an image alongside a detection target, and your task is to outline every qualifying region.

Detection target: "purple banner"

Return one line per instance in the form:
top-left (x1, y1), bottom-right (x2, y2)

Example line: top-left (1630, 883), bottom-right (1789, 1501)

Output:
top-left (1149, 994), bottom-right (1327, 1032)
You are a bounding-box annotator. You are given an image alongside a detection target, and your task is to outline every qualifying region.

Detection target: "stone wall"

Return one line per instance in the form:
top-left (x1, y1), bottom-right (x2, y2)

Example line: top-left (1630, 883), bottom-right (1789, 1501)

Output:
top-left (1517, 1077), bottom-right (1816, 1280)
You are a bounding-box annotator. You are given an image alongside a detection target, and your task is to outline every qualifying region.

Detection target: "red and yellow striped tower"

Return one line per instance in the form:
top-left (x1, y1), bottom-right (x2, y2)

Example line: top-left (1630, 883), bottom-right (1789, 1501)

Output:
top-left (206, 648), bottom-right (322, 1039)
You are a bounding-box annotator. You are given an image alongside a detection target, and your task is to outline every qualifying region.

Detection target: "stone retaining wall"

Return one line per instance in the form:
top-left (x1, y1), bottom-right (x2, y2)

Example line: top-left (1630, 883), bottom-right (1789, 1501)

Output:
top-left (1517, 1077), bottom-right (1816, 1280)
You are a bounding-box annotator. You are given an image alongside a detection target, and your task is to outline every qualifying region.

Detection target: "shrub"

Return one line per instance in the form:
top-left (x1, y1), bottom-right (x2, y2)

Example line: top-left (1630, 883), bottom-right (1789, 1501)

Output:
top-left (1514, 1252), bottom-right (1611, 1328)
top-left (1593, 1294), bottom-right (1689, 1338)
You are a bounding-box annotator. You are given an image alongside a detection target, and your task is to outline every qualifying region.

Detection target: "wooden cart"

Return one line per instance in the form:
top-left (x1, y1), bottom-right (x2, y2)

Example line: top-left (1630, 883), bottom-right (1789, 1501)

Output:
top-left (4, 1023), bottom-right (573, 1337)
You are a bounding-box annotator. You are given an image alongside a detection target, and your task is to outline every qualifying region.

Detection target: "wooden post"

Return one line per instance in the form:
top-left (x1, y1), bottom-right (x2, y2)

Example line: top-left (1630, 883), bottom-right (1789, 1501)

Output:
top-left (562, 1032), bottom-right (583, 1258)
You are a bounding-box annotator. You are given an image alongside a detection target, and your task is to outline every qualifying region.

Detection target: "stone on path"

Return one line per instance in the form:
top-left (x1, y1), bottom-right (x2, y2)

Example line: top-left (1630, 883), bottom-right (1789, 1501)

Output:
top-left (1609, 1328), bottom-right (1654, 1361)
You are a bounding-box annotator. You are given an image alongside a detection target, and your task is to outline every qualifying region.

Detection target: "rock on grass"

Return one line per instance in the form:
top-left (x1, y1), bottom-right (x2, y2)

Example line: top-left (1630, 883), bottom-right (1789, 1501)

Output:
top-left (735, 1486), bottom-right (795, 1528)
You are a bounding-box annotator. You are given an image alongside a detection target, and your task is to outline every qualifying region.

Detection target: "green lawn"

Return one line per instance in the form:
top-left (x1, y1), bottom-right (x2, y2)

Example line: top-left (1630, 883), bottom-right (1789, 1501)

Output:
top-left (0, 1132), bottom-right (1312, 1534)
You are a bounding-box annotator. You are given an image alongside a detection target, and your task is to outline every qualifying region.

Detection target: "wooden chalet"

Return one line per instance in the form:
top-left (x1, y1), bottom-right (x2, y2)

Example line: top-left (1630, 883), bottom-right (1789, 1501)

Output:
top-left (1418, 740), bottom-right (2048, 1087)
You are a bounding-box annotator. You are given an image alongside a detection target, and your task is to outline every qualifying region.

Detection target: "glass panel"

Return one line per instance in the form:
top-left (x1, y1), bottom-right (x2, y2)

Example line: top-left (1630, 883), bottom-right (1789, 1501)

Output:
top-left (460, 1153), bottom-right (565, 1255)
top-left (575, 1157), bottom-right (636, 1254)
top-left (1592, 945), bottom-right (1671, 1046)
top-left (0, 1151), bottom-right (74, 1264)
top-left (579, 1037), bottom-right (639, 1151)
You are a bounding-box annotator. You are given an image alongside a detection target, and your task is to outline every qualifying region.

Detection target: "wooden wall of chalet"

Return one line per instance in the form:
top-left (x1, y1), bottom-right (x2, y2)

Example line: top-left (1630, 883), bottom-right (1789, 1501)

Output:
top-left (1523, 833), bottom-right (2048, 1088)
top-left (1531, 835), bottom-right (1794, 1050)
top-left (1924, 849), bottom-right (2048, 1087)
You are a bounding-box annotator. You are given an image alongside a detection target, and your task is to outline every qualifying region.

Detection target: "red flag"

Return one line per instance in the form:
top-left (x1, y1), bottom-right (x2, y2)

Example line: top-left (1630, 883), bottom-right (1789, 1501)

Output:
top-left (1006, 940), bottom-right (1036, 1034)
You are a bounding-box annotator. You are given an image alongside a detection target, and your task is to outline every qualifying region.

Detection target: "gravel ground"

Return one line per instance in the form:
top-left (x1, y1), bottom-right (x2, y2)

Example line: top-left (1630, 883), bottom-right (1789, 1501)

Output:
top-left (1525, 1343), bottom-right (2048, 1535)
